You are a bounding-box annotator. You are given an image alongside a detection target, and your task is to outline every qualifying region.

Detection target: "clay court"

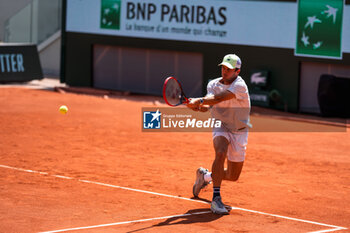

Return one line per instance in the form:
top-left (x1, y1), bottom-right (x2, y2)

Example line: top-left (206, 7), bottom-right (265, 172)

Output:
top-left (0, 87), bottom-right (349, 233)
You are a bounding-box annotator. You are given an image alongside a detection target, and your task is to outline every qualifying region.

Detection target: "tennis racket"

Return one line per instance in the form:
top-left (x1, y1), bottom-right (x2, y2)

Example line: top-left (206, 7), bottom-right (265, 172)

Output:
top-left (162, 77), bottom-right (189, 106)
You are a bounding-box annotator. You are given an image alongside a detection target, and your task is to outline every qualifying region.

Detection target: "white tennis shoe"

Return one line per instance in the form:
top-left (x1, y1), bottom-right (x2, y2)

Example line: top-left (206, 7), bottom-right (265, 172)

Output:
top-left (192, 167), bottom-right (210, 197)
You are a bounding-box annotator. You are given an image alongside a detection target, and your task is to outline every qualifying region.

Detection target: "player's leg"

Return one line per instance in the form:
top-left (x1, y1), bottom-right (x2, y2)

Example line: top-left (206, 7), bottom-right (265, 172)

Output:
top-left (212, 136), bottom-right (228, 187)
top-left (193, 124), bottom-right (231, 198)
top-left (224, 161), bottom-right (244, 181)
top-left (211, 136), bottom-right (229, 214)
top-left (192, 136), bottom-right (228, 198)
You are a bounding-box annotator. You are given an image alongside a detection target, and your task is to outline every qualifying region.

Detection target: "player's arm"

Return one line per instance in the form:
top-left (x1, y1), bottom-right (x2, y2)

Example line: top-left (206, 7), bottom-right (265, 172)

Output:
top-left (201, 90), bottom-right (236, 105)
top-left (187, 90), bottom-right (236, 109)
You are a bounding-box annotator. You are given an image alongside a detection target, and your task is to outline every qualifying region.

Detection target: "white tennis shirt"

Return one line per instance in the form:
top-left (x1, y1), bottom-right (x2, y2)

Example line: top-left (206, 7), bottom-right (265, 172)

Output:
top-left (207, 76), bottom-right (251, 132)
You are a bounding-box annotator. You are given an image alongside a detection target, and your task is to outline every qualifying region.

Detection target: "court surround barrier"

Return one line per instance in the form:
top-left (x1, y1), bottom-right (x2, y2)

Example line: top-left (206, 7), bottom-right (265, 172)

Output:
top-left (0, 43), bottom-right (43, 83)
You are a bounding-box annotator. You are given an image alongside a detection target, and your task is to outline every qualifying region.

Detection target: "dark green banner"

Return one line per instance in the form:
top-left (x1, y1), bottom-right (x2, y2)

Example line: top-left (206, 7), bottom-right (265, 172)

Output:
top-left (295, 0), bottom-right (344, 59)
top-left (100, 0), bottom-right (121, 30)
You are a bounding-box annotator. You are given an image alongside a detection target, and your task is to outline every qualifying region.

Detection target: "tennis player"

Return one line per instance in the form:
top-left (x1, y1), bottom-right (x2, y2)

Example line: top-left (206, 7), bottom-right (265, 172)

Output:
top-left (186, 54), bottom-right (251, 215)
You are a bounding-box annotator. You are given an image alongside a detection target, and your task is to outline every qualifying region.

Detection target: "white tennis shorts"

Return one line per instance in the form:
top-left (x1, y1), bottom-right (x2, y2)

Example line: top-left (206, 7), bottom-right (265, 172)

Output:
top-left (212, 127), bottom-right (248, 162)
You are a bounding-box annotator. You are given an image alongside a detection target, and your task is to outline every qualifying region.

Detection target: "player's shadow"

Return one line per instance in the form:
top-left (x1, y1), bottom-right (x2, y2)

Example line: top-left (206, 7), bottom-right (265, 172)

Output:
top-left (190, 196), bottom-right (212, 204)
top-left (126, 206), bottom-right (230, 233)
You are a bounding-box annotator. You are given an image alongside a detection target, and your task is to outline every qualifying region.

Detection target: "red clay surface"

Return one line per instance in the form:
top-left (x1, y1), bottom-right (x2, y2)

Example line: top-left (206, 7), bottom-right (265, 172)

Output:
top-left (0, 88), bottom-right (349, 233)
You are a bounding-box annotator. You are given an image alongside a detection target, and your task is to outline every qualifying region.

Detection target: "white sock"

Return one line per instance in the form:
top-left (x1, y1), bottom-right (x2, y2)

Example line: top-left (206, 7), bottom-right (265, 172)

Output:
top-left (204, 172), bottom-right (212, 183)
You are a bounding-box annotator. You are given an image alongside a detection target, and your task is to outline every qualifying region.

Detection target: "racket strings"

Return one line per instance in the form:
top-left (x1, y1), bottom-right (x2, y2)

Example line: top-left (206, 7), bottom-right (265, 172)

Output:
top-left (165, 79), bottom-right (183, 105)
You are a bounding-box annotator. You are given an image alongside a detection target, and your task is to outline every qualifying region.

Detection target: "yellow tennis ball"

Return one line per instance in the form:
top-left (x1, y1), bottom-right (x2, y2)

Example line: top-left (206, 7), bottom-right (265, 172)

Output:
top-left (59, 105), bottom-right (68, 114)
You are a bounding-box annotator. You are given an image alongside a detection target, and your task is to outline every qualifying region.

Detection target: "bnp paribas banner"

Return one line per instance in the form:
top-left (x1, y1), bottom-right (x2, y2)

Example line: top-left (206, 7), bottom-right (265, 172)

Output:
top-left (67, 0), bottom-right (234, 44)
top-left (295, 0), bottom-right (344, 59)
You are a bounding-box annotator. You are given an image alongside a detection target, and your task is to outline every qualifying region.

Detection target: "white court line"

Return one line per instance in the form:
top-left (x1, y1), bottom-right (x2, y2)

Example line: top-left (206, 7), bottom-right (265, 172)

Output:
top-left (78, 179), bottom-right (207, 204)
top-left (52, 175), bottom-right (73, 180)
top-left (308, 228), bottom-right (347, 233)
top-left (0, 164), bottom-right (347, 233)
top-left (38, 211), bottom-right (212, 233)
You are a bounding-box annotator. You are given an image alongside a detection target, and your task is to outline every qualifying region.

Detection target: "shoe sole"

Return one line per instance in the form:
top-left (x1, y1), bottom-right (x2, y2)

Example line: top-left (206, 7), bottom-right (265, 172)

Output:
top-left (211, 208), bottom-right (229, 215)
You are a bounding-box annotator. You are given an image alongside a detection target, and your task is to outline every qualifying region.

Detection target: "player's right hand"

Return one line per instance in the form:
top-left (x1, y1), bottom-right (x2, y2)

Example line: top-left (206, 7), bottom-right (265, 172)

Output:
top-left (186, 98), bottom-right (200, 111)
